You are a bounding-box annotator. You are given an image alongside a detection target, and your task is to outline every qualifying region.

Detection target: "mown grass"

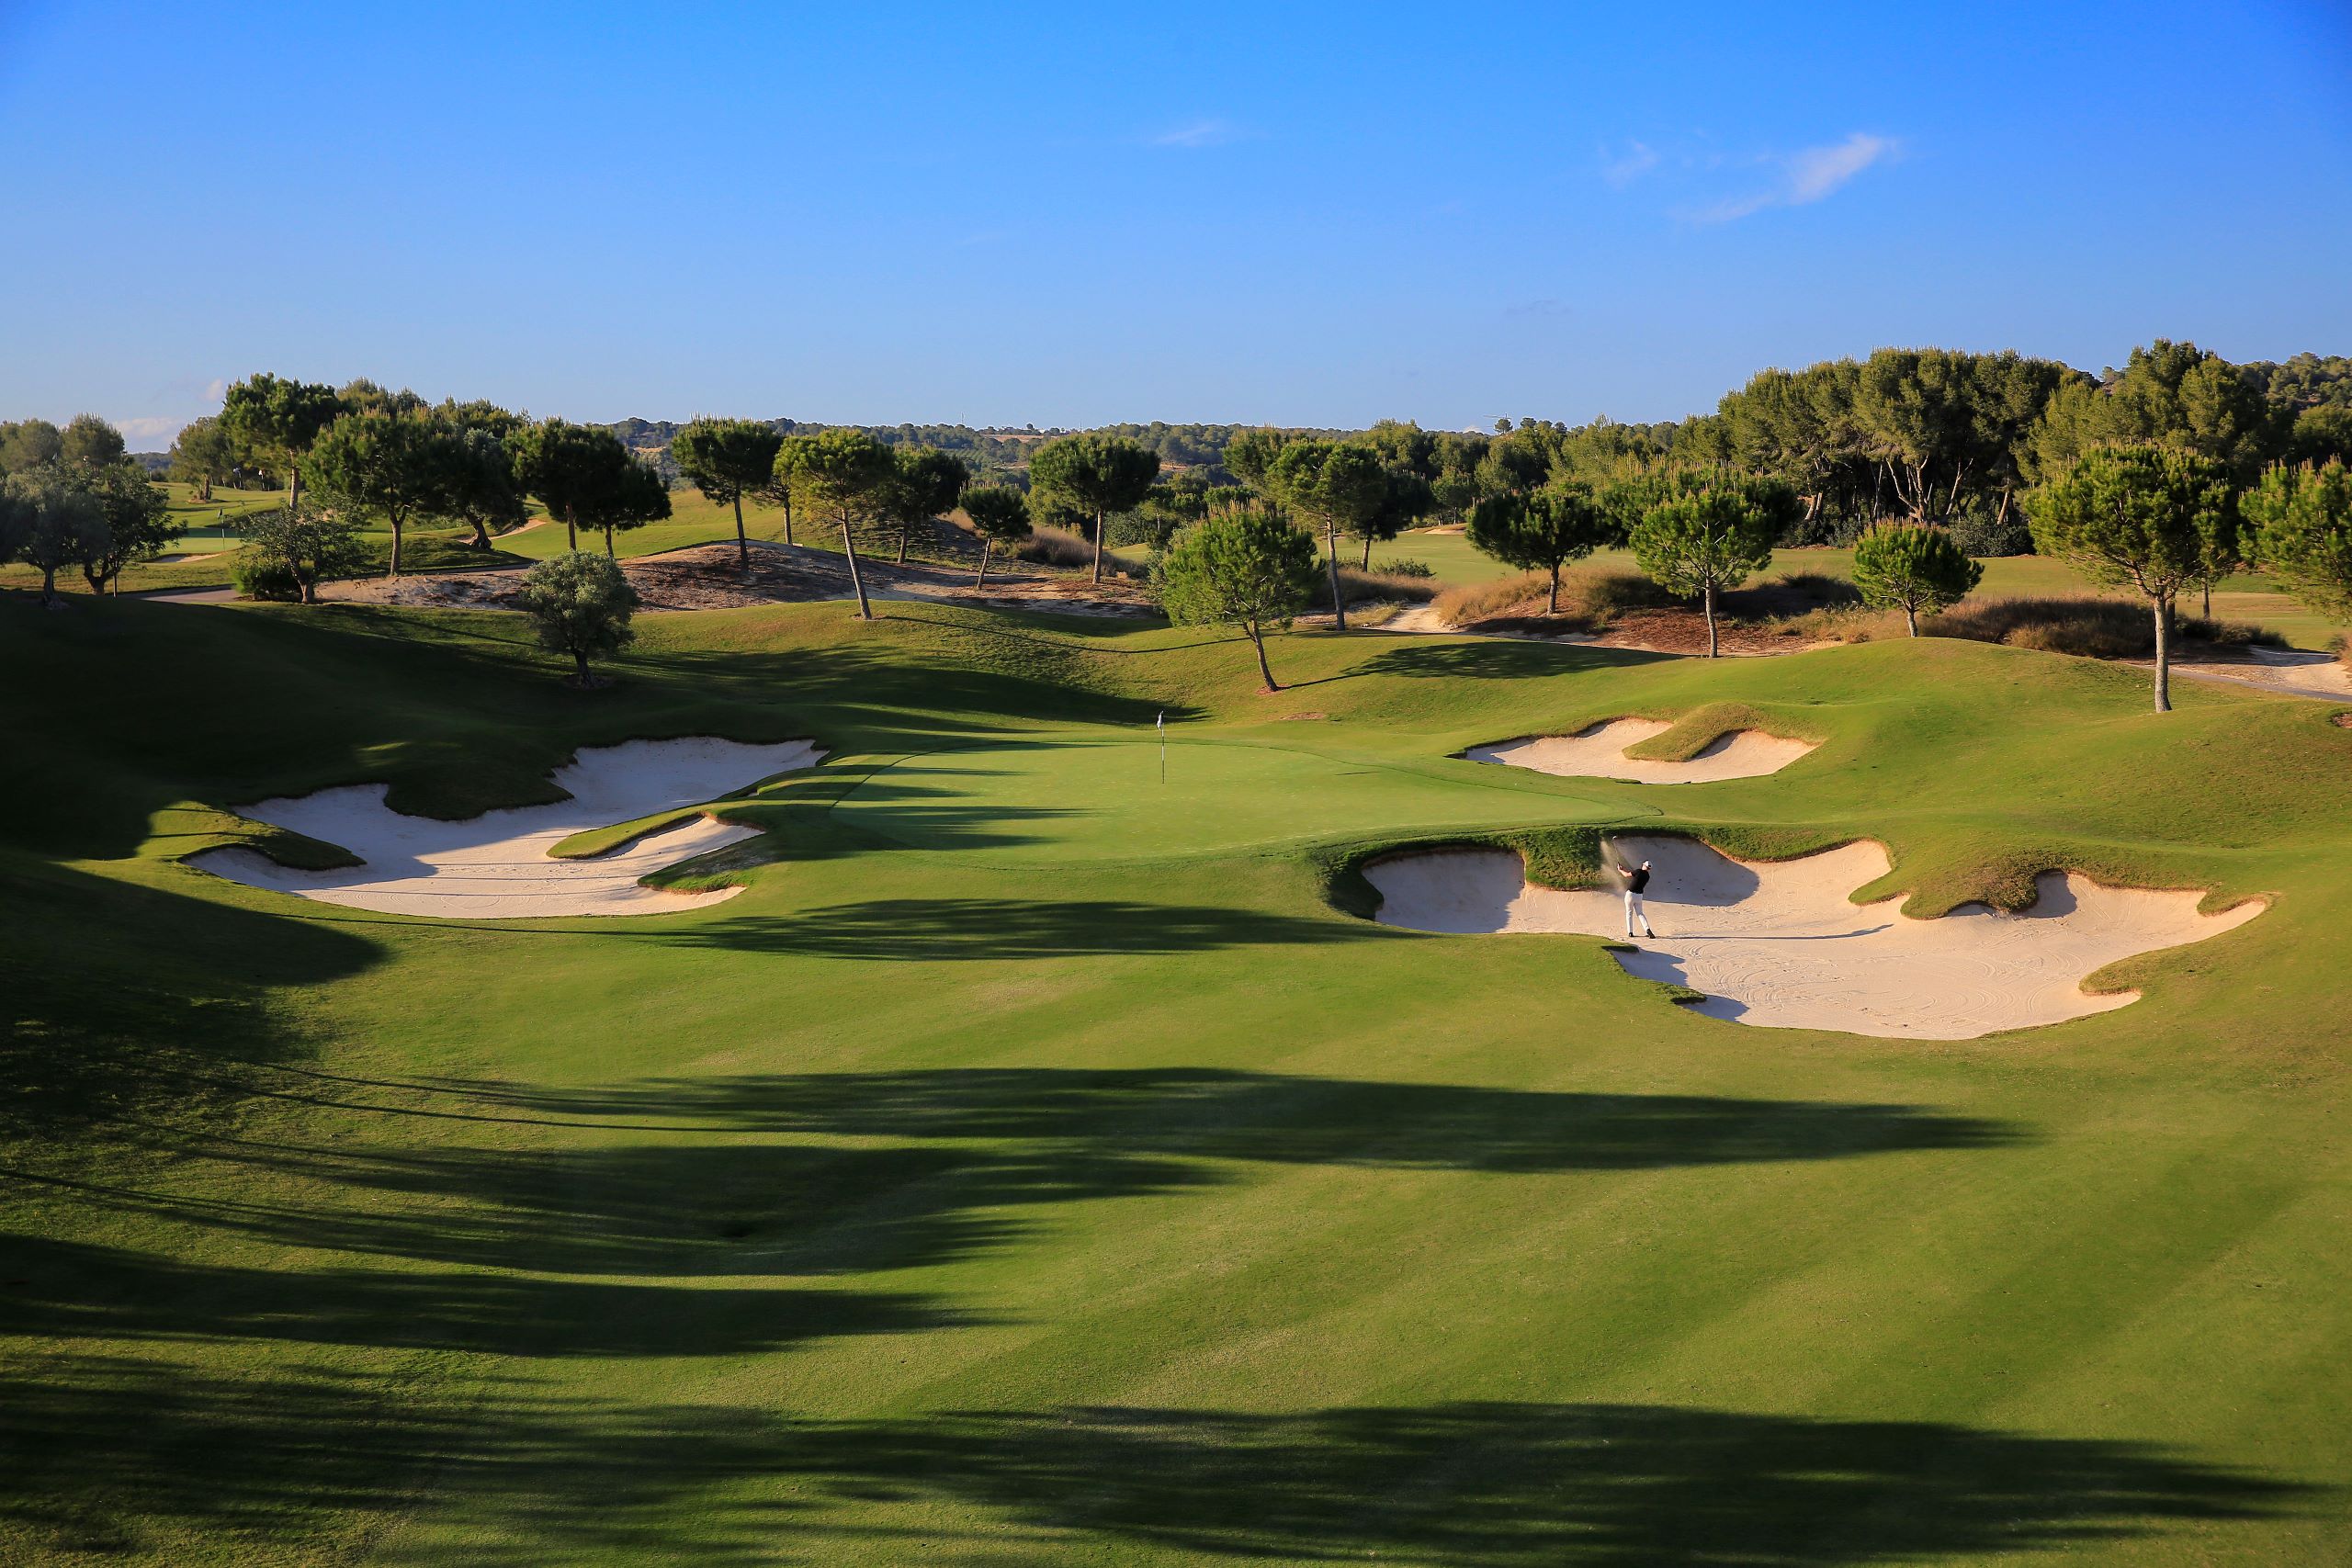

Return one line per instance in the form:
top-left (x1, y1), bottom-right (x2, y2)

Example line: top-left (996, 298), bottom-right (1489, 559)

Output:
top-left (2, 591), bottom-right (2349, 1564)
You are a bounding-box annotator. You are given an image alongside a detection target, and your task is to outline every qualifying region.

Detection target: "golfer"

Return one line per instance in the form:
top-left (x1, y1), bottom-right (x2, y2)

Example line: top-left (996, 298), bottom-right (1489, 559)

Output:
top-left (1619, 858), bottom-right (1657, 939)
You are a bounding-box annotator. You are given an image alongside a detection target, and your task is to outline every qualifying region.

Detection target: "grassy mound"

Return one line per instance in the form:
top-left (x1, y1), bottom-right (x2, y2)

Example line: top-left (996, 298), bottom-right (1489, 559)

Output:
top-left (3, 595), bottom-right (2348, 1564)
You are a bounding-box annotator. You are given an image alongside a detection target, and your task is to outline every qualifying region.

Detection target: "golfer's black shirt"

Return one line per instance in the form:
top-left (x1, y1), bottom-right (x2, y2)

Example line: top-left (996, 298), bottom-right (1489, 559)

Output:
top-left (1625, 867), bottom-right (1650, 894)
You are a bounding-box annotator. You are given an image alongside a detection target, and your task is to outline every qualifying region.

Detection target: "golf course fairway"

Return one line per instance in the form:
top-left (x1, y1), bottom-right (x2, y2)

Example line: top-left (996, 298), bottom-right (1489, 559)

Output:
top-left (4, 594), bottom-right (2348, 1565)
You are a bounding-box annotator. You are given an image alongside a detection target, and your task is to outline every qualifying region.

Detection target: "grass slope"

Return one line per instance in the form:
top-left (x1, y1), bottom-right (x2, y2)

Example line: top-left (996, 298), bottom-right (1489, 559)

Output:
top-left (2, 592), bottom-right (2349, 1565)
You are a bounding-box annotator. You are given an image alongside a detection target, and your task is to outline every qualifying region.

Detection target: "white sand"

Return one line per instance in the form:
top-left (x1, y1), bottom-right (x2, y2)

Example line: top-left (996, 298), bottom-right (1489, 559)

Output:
top-left (1467, 718), bottom-right (1817, 784)
top-left (189, 737), bottom-right (822, 919)
top-left (1364, 833), bottom-right (2261, 1039)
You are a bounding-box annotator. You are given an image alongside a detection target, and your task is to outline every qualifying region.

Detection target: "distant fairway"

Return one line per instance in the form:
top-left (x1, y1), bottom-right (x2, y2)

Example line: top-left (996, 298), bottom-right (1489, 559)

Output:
top-left (3, 592), bottom-right (2348, 1565)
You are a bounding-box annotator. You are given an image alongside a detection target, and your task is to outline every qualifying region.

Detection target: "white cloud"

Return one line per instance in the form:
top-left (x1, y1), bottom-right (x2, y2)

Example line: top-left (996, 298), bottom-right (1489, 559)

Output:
top-left (1600, 141), bottom-right (1661, 187)
top-left (1690, 131), bottom-right (1898, 223)
top-left (1151, 118), bottom-right (1245, 149)
top-left (202, 378), bottom-right (228, 402)
top-left (112, 414), bottom-right (188, 449)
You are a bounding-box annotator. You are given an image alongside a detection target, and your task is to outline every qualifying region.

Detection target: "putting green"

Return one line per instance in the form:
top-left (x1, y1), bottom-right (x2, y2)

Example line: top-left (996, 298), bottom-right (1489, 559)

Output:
top-left (831, 734), bottom-right (1637, 863)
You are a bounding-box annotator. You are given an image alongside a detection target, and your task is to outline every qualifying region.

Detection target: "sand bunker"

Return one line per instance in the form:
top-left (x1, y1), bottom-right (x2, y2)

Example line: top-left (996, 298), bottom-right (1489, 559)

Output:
top-left (1363, 833), bottom-right (2260, 1039)
top-left (190, 737), bottom-right (821, 919)
top-left (1468, 719), bottom-right (1816, 784)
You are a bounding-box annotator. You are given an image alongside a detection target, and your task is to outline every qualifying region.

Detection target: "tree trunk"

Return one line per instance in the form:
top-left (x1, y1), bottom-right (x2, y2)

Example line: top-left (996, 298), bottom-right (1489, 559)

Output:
top-left (40, 564), bottom-right (59, 607)
top-left (842, 517), bottom-right (871, 620)
top-left (300, 572), bottom-right (319, 605)
top-left (974, 538), bottom-right (990, 588)
top-left (782, 491), bottom-right (794, 547)
top-left (732, 494), bottom-right (749, 570)
top-left (2201, 576), bottom-right (2211, 617)
top-left (1090, 509), bottom-right (1105, 584)
top-left (1994, 485), bottom-right (2012, 533)
top-left (288, 462), bottom-right (302, 518)
top-left (574, 648), bottom-right (590, 683)
top-left (896, 528), bottom-right (909, 566)
top-left (2152, 595), bottom-right (2172, 713)
top-left (1703, 581), bottom-right (1719, 658)
top-left (564, 508), bottom-right (577, 552)
top-left (1326, 523), bottom-right (1347, 631)
top-left (1361, 534), bottom-right (1374, 570)
top-left (389, 517), bottom-right (403, 578)
top-left (1547, 562), bottom-right (1561, 616)
top-left (469, 518), bottom-right (491, 549)
top-left (1905, 604), bottom-right (1918, 637)
top-left (604, 525), bottom-right (616, 558)
top-left (1251, 625), bottom-right (1278, 692)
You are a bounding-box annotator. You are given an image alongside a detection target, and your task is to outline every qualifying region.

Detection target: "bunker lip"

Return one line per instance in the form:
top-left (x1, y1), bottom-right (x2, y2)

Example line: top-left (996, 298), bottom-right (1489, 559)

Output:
top-left (187, 736), bottom-right (823, 920)
top-left (1360, 833), bottom-right (2263, 1041)
top-left (1467, 718), bottom-right (1817, 784)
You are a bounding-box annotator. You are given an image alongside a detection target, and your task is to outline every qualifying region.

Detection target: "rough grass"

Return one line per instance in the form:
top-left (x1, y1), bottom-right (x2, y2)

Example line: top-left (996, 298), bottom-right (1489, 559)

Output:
top-left (1924, 597), bottom-right (2284, 658)
top-left (3, 599), bottom-right (2349, 1564)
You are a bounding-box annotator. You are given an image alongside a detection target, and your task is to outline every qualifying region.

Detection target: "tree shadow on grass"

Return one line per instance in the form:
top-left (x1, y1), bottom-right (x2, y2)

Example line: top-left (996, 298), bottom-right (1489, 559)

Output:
top-left (1358, 640), bottom-right (1668, 681)
top-left (639, 898), bottom-right (1384, 960)
top-left (0, 1235), bottom-right (977, 1358)
top-left (434, 1067), bottom-right (2024, 1173)
top-left (0, 858), bottom-right (378, 1150)
top-left (1, 1364), bottom-right (2319, 1565)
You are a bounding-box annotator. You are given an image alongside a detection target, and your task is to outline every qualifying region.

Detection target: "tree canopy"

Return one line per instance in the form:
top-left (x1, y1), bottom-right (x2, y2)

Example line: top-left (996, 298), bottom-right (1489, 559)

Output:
top-left (302, 412), bottom-right (456, 577)
top-left (1028, 434), bottom-right (1160, 582)
top-left (776, 428), bottom-right (898, 618)
top-left (961, 485), bottom-right (1031, 587)
top-left (2024, 444), bottom-right (2238, 711)
top-left (1628, 489), bottom-right (1780, 657)
top-left (220, 373), bottom-right (348, 511)
top-left (2245, 459), bottom-right (2352, 619)
top-left (1155, 511), bottom-right (1321, 691)
top-left (672, 417), bottom-right (785, 569)
top-left (515, 549), bottom-right (640, 684)
top-left (1849, 522), bottom-right (1984, 635)
top-left (1466, 482), bottom-right (1609, 615)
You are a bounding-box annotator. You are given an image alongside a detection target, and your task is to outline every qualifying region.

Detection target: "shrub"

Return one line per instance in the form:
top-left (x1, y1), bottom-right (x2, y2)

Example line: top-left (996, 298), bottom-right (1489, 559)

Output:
top-left (1379, 558), bottom-right (1435, 579)
top-left (1921, 597), bottom-right (2280, 658)
top-left (515, 549), bottom-right (639, 684)
top-left (232, 552), bottom-right (302, 602)
top-left (1012, 523), bottom-right (1097, 570)
top-left (1307, 565), bottom-right (1440, 609)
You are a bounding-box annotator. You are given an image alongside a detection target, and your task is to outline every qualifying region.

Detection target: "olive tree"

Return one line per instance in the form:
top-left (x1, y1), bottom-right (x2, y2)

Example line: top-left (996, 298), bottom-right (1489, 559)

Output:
top-left (515, 549), bottom-right (640, 685)
top-left (1849, 522), bottom-right (1983, 635)
top-left (2, 470), bottom-right (108, 607)
top-left (776, 428), bottom-right (896, 618)
top-left (1466, 481), bottom-right (1608, 615)
top-left (2244, 459), bottom-right (2352, 619)
top-left (671, 417), bottom-right (783, 570)
top-left (237, 504), bottom-right (368, 604)
top-left (71, 461), bottom-right (178, 593)
top-left (1629, 488), bottom-right (1779, 657)
top-left (961, 485), bottom-right (1031, 587)
top-left (0, 419), bottom-right (63, 475)
top-left (2024, 444), bottom-right (2238, 712)
top-left (1028, 434), bottom-right (1159, 583)
top-left (1155, 510), bottom-right (1321, 692)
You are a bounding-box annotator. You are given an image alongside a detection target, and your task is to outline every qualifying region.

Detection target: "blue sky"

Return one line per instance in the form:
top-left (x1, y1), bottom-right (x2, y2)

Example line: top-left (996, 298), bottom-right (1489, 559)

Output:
top-left (3, 1), bottom-right (2348, 446)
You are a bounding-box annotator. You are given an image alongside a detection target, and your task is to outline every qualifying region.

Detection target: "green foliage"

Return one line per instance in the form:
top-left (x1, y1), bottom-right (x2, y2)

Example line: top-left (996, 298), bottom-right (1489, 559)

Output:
top-left (514, 549), bottom-right (640, 682)
top-left (0, 468), bottom-right (107, 604)
top-left (1465, 482), bottom-right (1609, 614)
top-left (2026, 341), bottom-right (2280, 483)
top-left (0, 418), bottom-right (64, 475)
top-left (2024, 444), bottom-right (2240, 710)
top-left (876, 446), bottom-right (970, 560)
top-left (165, 415), bottom-right (244, 498)
top-left (672, 419), bottom-right (785, 515)
top-left (218, 373), bottom-right (348, 486)
top-left (233, 505), bottom-right (368, 604)
top-left (515, 420), bottom-right (651, 554)
top-left (1630, 488), bottom-right (1781, 656)
top-left (962, 486), bottom-right (1033, 546)
top-left (301, 412), bottom-right (457, 576)
top-left (1029, 434), bottom-right (1160, 582)
top-left (2023, 445), bottom-right (2239, 603)
top-left (2245, 459), bottom-right (2352, 618)
top-left (65, 460), bottom-right (176, 592)
top-left (437, 427), bottom-right (527, 547)
top-left (1155, 510), bottom-right (1321, 688)
top-left (775, 427), bottom-right (897, 526)
top-left (1849, 522), bottom-right (1984, 634)
top-left (58, 414), bottom-right (126, 470)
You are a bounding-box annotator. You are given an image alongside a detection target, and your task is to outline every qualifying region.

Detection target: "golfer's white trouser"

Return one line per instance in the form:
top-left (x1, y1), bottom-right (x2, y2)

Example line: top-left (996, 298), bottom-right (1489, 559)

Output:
top-left (1624, 891), bottom-right (1651, 935)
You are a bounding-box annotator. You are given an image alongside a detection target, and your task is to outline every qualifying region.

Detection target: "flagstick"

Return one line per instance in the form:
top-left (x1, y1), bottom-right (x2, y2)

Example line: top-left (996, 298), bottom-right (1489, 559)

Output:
top-left (1158, 710), bottom-right (1166, 784)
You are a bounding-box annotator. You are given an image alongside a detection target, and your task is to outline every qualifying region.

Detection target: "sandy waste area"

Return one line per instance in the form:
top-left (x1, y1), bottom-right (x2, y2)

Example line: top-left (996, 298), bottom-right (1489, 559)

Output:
top-left (1468, 719), bottom-right (1817, 784)
top-left (190, 737), bottom-right (820, 919)
top-left (1364, 833), bottom-right (2261, 1039)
